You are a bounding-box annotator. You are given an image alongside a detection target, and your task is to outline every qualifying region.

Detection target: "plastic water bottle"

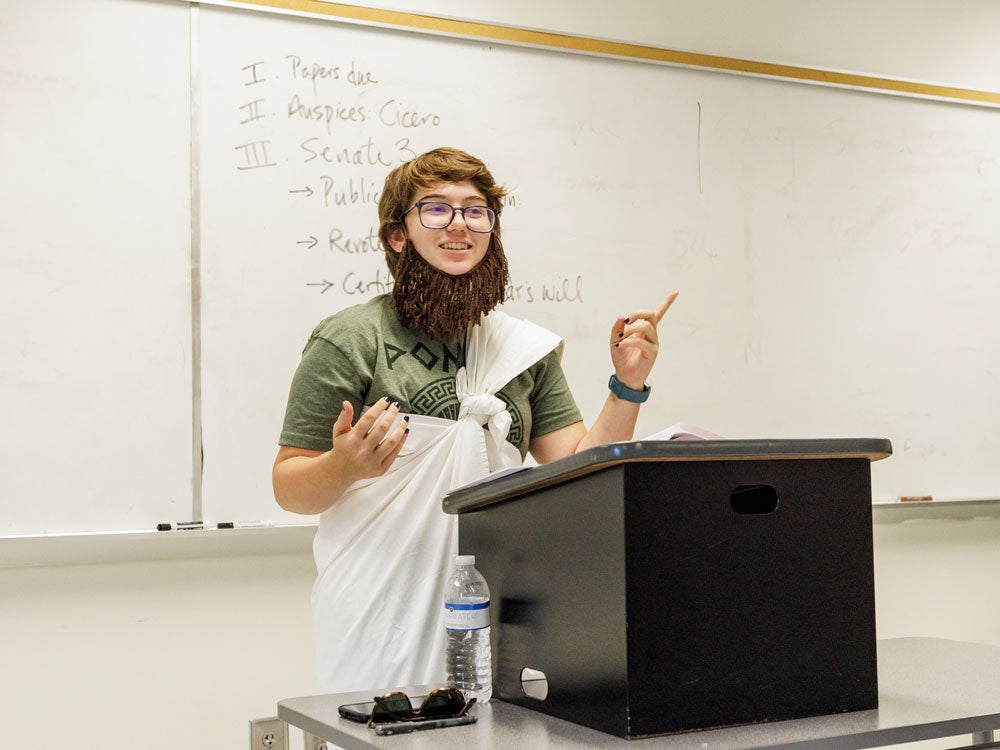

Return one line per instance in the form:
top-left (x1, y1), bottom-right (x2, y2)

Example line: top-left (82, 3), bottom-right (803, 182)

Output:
top-left (443, 554), bottom-right (492, 703)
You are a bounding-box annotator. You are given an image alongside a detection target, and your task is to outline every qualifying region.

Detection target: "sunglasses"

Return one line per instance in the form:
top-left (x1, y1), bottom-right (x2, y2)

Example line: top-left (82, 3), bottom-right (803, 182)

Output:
top-left (369, 688), bottom-right (475, 725)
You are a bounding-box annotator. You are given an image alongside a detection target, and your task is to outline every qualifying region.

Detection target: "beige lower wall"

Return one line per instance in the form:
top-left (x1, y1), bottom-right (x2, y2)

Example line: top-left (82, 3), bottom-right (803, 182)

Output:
top-left (873, 516), bottom-right (1000, 646)
top-left (0, 553), bottom-right (318, 750)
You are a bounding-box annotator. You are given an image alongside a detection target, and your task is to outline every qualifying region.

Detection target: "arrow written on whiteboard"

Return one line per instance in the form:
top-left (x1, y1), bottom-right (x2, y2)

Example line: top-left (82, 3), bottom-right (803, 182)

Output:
top-left (306, 280), bottom-right (335, 294)
top-left (289, 185), bottom-right (314, 198)
top-left (296, 236), bottom-right (318, 249)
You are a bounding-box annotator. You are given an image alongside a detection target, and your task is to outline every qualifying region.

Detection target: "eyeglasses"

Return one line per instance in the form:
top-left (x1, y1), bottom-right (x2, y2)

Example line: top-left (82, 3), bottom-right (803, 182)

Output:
top-left (369, 688), bottom-right (475, 725)
top-left (402, 201), bottom-right (499, 233)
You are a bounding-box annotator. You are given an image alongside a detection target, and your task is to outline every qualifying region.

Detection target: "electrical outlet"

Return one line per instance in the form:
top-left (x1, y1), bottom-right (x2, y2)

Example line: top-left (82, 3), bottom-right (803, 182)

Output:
top-left (303, 732), bottom-right (326, 750)
top-left (249, 717), bottom-right (288, 750)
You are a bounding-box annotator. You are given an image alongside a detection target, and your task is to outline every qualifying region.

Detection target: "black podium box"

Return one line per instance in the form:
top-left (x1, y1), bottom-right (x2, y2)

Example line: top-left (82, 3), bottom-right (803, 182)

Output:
top-left (442, 438), bottom-right (892, 739)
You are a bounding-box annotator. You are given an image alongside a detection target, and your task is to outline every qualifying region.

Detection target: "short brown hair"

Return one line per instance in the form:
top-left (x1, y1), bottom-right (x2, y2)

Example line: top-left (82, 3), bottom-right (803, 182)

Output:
top-left (378, 147), bottom-right (507, 276)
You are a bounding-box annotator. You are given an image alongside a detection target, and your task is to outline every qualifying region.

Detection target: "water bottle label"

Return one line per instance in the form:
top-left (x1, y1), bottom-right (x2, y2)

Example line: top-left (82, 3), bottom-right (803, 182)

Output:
top-left (443, 601), bottom-right (490, 631)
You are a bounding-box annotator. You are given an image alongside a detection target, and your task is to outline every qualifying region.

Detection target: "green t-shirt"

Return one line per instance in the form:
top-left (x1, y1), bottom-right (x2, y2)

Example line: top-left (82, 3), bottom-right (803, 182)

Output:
top-left (279, 295), bottom-right (582, 458)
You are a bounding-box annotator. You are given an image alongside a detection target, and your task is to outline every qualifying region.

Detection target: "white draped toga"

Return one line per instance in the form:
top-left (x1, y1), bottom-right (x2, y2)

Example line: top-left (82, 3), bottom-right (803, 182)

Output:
top-left (311, 310), bottom-right (562, 693)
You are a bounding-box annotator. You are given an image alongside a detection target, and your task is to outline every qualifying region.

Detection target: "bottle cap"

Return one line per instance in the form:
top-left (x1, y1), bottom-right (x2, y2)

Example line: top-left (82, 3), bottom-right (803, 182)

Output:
top-left (455, 554), bottom-right (476, 566)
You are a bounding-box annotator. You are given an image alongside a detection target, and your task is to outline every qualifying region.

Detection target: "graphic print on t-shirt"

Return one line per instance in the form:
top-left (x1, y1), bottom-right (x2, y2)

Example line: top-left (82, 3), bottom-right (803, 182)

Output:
top-left (383, 339), bottom-right (464, 375)
top-left (410, 376), bottom-right (525, 448)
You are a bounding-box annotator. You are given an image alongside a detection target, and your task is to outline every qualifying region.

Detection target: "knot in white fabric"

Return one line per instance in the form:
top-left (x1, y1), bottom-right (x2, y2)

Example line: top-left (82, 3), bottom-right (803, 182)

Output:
top-left (455, 367), bottom-right (512, 450)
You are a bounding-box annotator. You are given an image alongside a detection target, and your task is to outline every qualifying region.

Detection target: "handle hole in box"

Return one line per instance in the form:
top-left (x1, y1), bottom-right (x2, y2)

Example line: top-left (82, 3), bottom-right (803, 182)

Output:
top-left (520, 667), bottom-right (548, 701)
top-left (730, 484), bottom-right (779, 514)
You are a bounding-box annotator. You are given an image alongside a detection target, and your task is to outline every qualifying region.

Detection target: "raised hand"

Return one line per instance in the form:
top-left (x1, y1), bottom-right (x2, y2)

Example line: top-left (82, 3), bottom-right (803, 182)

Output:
top-left (609, 292), bottom-right (679, 390)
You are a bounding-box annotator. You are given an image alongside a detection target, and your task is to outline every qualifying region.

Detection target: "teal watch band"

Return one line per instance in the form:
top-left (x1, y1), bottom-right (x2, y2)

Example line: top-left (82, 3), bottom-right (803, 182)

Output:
top-left (608, 374), bottom-right (650, 403)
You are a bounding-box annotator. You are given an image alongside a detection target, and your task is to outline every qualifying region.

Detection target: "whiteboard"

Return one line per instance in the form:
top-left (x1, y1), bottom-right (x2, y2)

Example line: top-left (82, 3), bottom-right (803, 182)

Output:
top-left (196, 3), bottom-right (1000, 524)
top-left (4, 1), bottom-right (999, 540)
top-left (0, 0), bottom-right (193, 536)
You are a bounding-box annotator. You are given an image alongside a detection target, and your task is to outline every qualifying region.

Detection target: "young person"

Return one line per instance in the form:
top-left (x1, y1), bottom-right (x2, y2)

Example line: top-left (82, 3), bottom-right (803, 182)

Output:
top-left (273, 146), bottom-right (676, 694)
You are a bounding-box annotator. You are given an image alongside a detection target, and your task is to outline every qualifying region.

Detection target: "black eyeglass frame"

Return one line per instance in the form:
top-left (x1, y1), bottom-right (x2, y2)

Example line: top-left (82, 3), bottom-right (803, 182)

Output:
top-left (368, 688), bottom-right (475, 726)
top-left (401, 201), bottom-right (500, 233)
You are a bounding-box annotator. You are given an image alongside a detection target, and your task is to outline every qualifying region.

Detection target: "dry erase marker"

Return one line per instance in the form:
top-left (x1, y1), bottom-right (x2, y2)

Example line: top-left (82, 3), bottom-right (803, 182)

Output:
top-left (231, 520), bottom-right (273, 529)
top-left (156, 521), bottom-right (215, 530)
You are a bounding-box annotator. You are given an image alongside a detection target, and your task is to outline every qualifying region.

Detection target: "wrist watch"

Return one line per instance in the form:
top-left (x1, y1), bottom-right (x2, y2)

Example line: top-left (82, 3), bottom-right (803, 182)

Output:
top-left (608, 374), bottom-right (650, 403)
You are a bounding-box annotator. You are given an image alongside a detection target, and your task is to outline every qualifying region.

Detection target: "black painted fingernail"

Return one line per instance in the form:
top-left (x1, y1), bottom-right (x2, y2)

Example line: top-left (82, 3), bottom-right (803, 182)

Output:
top-left (618, 332), bottom-right (623, 338)
top-left (383, 396), bottom-right (391, 402)
top-left (393, 401), bottom-right (400, 408)
top-left (404, 415), bottom-right (410, 422)
top-left (405, 428), bottom-right (410, 435)
top-left (615, 343), bottom-right (620, 348)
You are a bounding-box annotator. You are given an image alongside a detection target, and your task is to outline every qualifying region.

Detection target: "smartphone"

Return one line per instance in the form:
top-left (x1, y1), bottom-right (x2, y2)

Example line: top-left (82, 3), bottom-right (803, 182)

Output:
top-left (338, 699), bottom-right (380, 723)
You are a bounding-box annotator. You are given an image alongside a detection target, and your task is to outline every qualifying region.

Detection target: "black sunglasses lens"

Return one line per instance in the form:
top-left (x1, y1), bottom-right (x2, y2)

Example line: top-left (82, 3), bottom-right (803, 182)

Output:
top-left (419, 688), bottom-right (467, 718)
top-left (371, 692), bottom-right (414, 722)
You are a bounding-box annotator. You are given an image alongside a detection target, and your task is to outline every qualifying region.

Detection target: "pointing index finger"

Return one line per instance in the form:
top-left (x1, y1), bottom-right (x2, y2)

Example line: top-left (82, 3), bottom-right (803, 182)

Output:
top-left (655, 291), bottom-right (679, 323)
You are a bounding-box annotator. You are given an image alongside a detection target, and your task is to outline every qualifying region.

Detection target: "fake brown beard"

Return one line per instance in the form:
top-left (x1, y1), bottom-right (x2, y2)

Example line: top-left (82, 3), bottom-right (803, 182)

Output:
top-left (390, 239), bottom-right (510, 340)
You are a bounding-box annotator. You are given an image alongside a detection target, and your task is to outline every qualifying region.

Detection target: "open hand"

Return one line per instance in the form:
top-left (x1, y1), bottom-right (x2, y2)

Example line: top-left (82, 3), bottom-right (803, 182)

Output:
top-left (328, 396), bottom-right (410, 482)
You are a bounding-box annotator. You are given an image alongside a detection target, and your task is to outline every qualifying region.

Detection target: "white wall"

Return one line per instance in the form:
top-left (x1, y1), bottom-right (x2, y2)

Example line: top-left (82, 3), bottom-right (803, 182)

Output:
top-left (342, 0), bottom-right (1000, 91)
top-left (3, 2), bottom-right (999, 748)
